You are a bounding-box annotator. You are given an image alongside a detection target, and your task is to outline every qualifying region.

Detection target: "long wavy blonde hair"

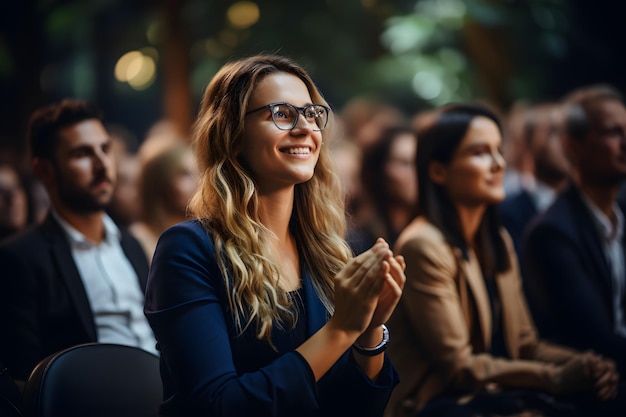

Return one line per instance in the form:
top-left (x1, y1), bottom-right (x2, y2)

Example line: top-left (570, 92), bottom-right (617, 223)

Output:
top-left (188, 54), bottom-right (352, 344)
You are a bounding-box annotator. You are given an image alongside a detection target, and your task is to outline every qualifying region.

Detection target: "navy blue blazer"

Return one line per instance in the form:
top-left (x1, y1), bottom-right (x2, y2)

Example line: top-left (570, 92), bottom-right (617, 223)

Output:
top-left (144, 220), bottom-right (399, 417)
top-left (0, 212), bottom-right (149, 381)
top-left (522, 184), bottom-right (626, 375)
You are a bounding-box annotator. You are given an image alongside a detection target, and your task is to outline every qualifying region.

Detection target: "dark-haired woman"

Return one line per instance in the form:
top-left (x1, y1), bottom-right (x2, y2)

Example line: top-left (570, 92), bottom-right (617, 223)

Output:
top-left (385, 103), bottom-right (619, 417)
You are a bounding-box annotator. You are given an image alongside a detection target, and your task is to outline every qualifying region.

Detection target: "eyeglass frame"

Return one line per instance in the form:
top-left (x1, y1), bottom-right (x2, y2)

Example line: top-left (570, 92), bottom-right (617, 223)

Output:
top-left (245, 102), bottom-right (331, 131)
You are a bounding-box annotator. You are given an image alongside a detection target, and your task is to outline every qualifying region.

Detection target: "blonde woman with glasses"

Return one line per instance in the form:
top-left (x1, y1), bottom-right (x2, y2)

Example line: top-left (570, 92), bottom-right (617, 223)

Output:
top-left (143, 54), bottom-right (406, 417)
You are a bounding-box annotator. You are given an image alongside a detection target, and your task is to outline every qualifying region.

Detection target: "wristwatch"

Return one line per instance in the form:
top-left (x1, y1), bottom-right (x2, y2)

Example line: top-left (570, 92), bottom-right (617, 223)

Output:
top-left (352, 324), bottom-right (389, 357)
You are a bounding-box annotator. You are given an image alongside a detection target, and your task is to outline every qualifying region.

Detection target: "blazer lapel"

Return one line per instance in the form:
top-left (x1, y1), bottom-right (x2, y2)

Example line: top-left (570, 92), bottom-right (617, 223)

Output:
top-left (495, 266), bottom-right (521, 358)
top-left (568, 187), bottom-right (614, 298)
top-left (457, 249), bottom-right (492, 351)
top-left (42, 215), bottom-right (97, 341)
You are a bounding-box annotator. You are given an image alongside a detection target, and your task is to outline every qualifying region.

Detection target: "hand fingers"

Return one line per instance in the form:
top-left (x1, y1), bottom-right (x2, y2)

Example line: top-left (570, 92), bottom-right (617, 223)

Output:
top-left (597, 381), bottom-right (617, 401)
top-left (594, 369), bottom-right (614, 388)
top-left (387, 256), bottom-right (406, 289)
top-left (338, 241), bottom-right (389, 281)
top-left (594, 368), bottom-right (619, 400)
top-left (395, 255), bottom-right (406, 271)
top-left (383, 268), bottom-right (403, 298)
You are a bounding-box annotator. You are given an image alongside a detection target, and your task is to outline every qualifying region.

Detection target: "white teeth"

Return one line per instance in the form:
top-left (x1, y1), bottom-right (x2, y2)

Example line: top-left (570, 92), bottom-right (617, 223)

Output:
top-left (284, 147), bottom-right (310, 155)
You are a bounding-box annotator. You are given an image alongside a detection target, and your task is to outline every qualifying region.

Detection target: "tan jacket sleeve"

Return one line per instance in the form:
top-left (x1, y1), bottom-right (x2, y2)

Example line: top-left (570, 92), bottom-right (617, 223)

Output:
top-left (398, 224), bottom-right (579, 395)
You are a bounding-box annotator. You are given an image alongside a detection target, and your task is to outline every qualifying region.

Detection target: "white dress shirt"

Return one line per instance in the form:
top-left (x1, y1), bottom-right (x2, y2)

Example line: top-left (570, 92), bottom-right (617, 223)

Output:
top-left (580, 196), bottom-right (626, 337)
top-left (52, 210), bottom-right (158, 355)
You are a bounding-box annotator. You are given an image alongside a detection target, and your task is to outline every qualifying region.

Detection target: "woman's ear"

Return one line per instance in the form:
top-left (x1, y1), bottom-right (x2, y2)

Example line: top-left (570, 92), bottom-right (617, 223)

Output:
top-left (428, 161), bottom-right (447, 185)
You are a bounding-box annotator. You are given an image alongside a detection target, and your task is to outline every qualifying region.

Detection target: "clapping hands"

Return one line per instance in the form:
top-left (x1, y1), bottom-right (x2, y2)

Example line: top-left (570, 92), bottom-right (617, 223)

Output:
top-left (331, 238), bottom-right (405, 338)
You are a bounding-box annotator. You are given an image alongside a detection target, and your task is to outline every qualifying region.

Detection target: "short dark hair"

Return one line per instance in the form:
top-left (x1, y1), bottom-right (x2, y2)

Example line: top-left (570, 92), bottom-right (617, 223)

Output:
top-left (27, 99), bottom-right (103, 160)
top-left (417, 102), bottom-right (509, 275)
top-left (562, 84), bottom-right (624, 141)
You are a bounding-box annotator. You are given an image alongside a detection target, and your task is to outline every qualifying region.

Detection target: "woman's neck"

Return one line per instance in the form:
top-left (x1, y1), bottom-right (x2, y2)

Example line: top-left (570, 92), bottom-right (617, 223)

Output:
top-left (455, 203), bottom-right (486, 246)
top-left (258, 187), bottom-right (301, 291)
top-left (258, 188), bottom-right (295, 237)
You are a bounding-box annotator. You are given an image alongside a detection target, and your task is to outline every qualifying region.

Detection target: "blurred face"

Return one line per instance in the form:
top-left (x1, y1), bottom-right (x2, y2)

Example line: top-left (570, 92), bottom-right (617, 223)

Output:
top-left (432, 116), bottom-right (506, 206)
top-left (385, 132), bottom-right (417, 207)
top-left (46, 119), bottom-right (116, 213)
top-left (165, 149), bottom-right (199, 215)
top-left (331, 143), bottom-right (362, 206)
top-left (531, 110), bottom-right (570, 184)
top-left (110, 154), bottom-right (140, 224)
top-left (0, 166), bottom-right (28, 232)
top-left (572, 99), bottom-right (626, 185)
top-left (239, 72), bottom-right (323, 193)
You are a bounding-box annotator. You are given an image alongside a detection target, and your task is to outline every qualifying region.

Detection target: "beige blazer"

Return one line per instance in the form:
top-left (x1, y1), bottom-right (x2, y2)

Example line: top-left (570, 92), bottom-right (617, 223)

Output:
top-left (385, 218), bottom-right (582, 417)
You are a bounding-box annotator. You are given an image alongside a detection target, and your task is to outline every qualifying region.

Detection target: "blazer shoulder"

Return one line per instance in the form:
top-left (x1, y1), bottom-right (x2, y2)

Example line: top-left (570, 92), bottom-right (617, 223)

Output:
top-left (0, 223), bottom-right (54, 257)
top-left (396, 219), bottom-right (457, 265)
top-left (527, 186), bottom-right (581, 237)
top-left (153, 219), bottom-right (217, 260)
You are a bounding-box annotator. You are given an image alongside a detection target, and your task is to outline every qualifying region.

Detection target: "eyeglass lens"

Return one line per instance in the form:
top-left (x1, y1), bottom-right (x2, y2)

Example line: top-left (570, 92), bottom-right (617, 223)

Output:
top-left (270, 103), bottom-right (328, 131)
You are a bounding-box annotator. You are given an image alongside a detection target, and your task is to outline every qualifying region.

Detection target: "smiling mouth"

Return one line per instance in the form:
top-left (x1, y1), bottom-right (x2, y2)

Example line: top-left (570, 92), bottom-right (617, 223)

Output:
top-left (280, 147), bottom-right (311, 155)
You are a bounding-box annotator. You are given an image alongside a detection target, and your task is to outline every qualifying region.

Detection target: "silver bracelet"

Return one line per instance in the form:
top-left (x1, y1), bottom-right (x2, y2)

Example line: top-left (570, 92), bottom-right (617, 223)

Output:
top-left (352, 324), bottom-right (389, 357)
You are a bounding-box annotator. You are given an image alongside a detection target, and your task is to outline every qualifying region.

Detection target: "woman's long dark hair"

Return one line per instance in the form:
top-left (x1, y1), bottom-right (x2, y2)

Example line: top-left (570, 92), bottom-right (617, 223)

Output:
top-left (416, 103), bottom-right (510, 275)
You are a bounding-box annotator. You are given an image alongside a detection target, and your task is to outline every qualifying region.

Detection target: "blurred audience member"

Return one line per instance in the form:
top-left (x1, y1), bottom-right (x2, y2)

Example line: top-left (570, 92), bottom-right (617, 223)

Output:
top-left (523, 84), bottom-right (626, 381)
top-left (329, 137), bottom-right (365, 223)
top-left (410, 107), bottom-right (440, 133)
top-left (340, 95), bottom-right (408, 151)
top-left (501, 101), bottom-right (535, 195)
top-left (108, 152), bottom-right (140, 228)
top-left (23, 174), bottom-right (49, 226)
top-left (0, 99), bottom-right (155, 383)
top-left (107, 123), bottom-right (141, 228)
top-left (386, 102), bottom-right (622, 417)
top-left (137, 119), bottom-right (187, 164)
top-left (0, 161), bottom-right (29, 241)
top-left (130, 141), bottom-right (198, 261)
top-left (499, 101), bottom-right (571, 257)
top-left (349, 126), bottom-right (418, 254)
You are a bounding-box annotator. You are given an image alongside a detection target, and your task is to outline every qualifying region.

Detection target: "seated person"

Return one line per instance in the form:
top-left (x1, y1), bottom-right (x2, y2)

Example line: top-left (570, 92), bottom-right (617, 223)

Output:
top-left (143, 54), bottom-right (406, 417)
top-left (0, 99), bottom-right (155, 383)
top-left (523, 84), bottom-right (626, 378)
top-left (385, 102), bottom-right (622, 417)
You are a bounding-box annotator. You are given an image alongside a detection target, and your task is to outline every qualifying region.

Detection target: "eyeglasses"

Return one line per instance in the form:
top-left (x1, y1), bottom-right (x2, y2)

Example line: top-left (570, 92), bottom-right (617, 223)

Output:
top-left (245, 102), bottom-right (330, 131)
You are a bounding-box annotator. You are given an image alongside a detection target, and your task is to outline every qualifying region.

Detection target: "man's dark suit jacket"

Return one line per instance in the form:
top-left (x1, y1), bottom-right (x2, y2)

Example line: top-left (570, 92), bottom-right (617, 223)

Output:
top-left (0, 212), bottom-right (149, 381)
top-left (522, 183), bottom-right (626, 375)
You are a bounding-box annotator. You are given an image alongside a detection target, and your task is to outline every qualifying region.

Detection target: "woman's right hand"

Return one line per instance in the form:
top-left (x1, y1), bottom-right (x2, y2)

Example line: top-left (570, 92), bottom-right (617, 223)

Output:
top-left (328, 239), bottom-right (394, 338)
top-left (554, 352), bottom-right (601, 395)
top-left (588, 353), bottom-right (619, 401)
top-left (296, 239), bottom-right (397, 381)
top-left (555, 351), bottom-right (619, 400)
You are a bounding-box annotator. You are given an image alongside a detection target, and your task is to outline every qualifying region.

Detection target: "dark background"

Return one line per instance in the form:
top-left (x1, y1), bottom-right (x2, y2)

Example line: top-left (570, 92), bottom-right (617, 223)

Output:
top-left (1, 0), bottom-right (624, 156)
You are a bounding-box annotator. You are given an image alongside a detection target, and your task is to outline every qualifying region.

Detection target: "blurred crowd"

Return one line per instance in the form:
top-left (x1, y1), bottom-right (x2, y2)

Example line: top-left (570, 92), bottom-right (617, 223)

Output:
top-left (1, 80), bottom-right (626, 416)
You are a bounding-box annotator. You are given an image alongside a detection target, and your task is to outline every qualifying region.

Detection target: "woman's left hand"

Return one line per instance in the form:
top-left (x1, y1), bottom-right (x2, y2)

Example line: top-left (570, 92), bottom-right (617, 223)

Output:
top-left (367, 238), bottom-right (406, 328)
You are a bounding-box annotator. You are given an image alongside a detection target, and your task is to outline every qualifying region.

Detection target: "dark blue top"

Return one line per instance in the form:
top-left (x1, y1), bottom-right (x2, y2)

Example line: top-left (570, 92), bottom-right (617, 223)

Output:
top-left (144, 220), bottom-right (399, 417)
top-left (483, 275), bottom-right (508, 359)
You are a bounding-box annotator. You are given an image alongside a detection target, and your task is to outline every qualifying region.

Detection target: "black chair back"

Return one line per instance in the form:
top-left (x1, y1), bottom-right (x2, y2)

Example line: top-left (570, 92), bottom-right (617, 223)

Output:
top-left (0, 361), bottom-right (25, 417)
top-left (23, 343), bottom-right (161, 417)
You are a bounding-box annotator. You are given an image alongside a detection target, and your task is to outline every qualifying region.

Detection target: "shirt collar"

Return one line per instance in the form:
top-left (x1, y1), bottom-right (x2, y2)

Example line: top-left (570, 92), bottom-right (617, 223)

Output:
top-left (51, 209), bottom-right (121, 247)
top-left (529, 181), bottom-right (557, 212)
top-left (580, 193), bottom-right (624, 243)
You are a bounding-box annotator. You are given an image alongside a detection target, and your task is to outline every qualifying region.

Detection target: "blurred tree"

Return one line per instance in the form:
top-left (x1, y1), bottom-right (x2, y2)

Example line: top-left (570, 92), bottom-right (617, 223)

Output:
top-left (0, 0), bottom-right (623, 151)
